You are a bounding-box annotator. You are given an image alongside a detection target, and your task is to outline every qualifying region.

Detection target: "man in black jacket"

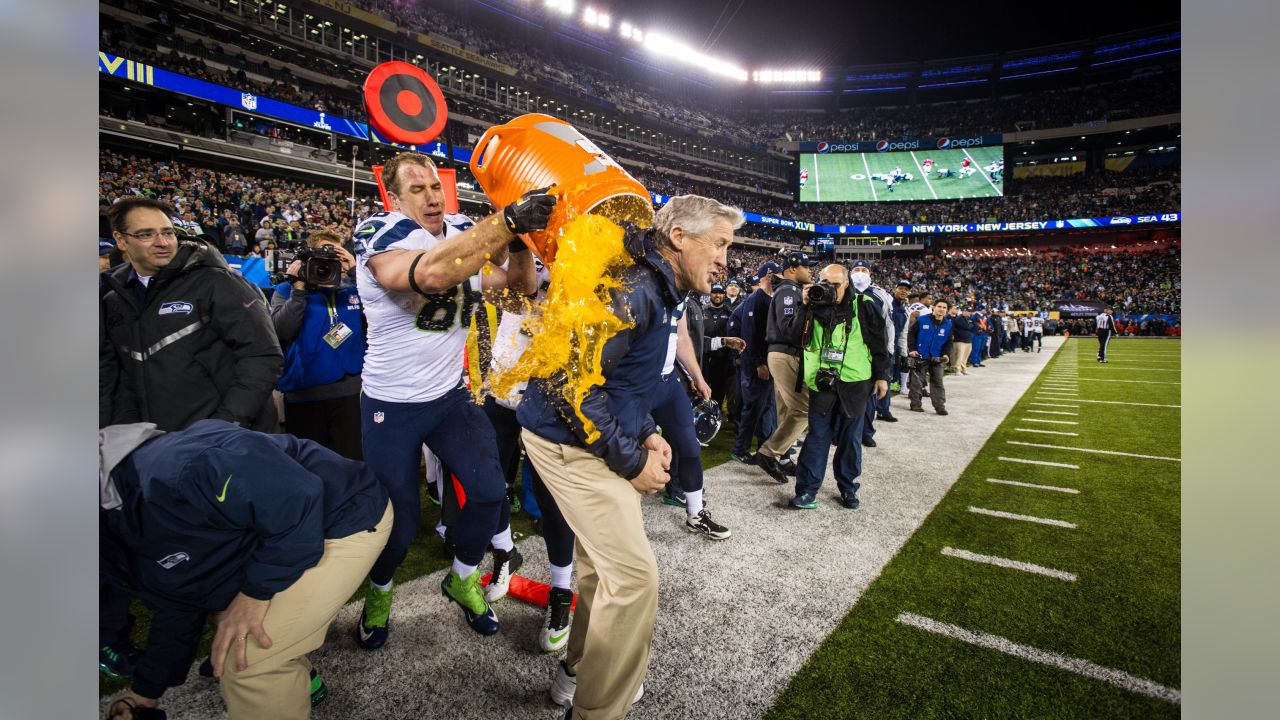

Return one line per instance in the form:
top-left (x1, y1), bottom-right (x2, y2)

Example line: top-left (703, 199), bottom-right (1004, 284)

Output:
top-left (101, 197), bottom-right (283, 432)
top-left (700, 283), bottom-right (737, 407)
top-left (755, 251), bottom-right (817, 481)
top-left (100, 197), bottom-right (284, 682)
top-left (100, 420), bottom-right (390, 720)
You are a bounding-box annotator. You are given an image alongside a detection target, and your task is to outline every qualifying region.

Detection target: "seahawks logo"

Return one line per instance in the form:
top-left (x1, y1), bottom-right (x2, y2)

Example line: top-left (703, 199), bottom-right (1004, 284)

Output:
top-left (355, 222), bottom-right (383, 238)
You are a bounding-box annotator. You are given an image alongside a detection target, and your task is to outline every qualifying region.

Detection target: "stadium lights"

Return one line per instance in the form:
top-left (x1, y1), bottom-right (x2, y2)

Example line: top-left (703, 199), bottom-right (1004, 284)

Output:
top-left (619, 21), bottom-right (644, 42)
top-left (753, 69), bottom-right (822, 83)
top-left (584, 7), bottom-right (611, 29)
top-left (545, 0), bottom-right (573, 15)
top-left (643, 31), bottom-right (748, 81)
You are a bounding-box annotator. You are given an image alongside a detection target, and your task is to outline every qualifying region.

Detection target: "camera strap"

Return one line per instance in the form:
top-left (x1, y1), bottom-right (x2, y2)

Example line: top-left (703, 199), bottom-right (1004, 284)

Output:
top-left (818, 297), bottom-right (858, 367)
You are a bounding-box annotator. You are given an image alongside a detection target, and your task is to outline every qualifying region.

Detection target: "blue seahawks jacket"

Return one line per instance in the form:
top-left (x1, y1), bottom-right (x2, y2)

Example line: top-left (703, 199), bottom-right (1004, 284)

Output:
top-left (517, 226), bottom-right (681, 480)
top-left (99, 419), bottom-right (388, 697)
top-left (911, 314), bottom-right (955, 359)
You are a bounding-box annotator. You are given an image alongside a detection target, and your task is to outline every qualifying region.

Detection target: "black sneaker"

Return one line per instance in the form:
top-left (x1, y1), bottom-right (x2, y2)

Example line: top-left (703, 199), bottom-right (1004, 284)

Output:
top-left (686, 509), bottom-right (731, 540)
top-left (484, 546), bottom-right (525, 603)
top-left (909, 406), bottom-right (925, 412)
top-left (99, 643), bottom-right (138, 679)
top-left (936, 409), bottom-right (949, 416)
top-left (778, 459), bottom-right (799, 477)
top-left (753, 452), bottom-right (788, 483)
top-left (862, 437), bottom-right (877, 448)
top-left (841, 483), bottom-right (862, 509)
top-left (540, 587), bottom-right (574, 652)
top-left (877, 413), bottom-right (898, 423)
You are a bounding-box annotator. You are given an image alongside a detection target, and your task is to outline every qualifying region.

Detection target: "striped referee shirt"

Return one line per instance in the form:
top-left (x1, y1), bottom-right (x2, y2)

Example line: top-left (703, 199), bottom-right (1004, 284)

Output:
top-left (1095, 312), bottom-right (1113, 331)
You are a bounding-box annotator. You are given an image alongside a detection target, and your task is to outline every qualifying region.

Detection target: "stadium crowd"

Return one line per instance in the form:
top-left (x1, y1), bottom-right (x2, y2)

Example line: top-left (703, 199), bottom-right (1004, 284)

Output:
top-left (98, 151), bottom-right (379, 254)
top-left (103, 0), bottom-right (1180, 168)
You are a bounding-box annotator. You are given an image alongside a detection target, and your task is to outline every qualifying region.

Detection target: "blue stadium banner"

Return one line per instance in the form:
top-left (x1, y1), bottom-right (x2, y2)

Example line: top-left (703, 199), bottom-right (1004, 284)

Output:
top-left (651, 194), bottom-right (1180, 235)
top-left (100, 50), bottom-right (446, 154)
top-left (798, 134), bottom-right (1004, 153)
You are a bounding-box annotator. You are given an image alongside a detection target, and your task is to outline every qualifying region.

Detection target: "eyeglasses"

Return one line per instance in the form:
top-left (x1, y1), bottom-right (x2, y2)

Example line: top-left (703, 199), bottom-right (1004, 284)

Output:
top-left (119, 228), bottom-right (178, 241)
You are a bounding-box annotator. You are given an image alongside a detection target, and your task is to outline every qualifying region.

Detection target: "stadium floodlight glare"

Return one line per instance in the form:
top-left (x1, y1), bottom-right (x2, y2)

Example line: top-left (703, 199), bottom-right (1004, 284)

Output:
top-left (545, 0), bottom-right (574, 15)
top-left (753, 69), bottom-right (822, 83)
top-left (644, 31), bottom-right (748, 81)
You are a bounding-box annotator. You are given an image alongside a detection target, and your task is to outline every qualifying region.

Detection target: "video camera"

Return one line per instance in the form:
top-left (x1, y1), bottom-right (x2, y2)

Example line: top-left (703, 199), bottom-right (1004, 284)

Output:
top-left (805, 280), bottom-right (838, 307)
top-left (269, 242), bottom-right (344, 289)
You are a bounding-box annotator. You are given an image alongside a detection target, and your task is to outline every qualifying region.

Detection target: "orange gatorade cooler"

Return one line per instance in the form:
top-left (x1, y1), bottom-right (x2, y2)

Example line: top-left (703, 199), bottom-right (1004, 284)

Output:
top-left (470, 113), bottom-right (653, 263)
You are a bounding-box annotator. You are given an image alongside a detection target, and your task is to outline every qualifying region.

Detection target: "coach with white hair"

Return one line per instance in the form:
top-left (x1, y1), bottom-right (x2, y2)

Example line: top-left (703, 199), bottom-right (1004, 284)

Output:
top-left (519, 194), bottom-right (743, 719)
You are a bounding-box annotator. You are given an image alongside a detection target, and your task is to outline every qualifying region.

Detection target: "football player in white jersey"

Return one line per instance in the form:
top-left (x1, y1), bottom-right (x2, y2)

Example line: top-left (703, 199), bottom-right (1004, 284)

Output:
top-left (351, 152), bottom-right (554, 647)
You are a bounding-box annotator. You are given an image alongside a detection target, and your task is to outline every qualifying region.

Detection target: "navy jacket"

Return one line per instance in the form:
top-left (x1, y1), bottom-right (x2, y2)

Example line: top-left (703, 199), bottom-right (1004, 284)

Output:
top-left (952, 314), bottom-right (975, 343)
top-left (729, 288), bottom-right (772, 373)
top-left (517, 227), bottom-right (681, 480)
top-left (765, 279), bottom-right (806, 357)
top-left (100, 420), bottom-right (388, 697)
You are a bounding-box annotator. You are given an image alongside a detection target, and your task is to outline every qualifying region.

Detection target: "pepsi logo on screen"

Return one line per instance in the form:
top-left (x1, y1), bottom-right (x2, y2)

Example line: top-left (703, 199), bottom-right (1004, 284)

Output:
top-left (817, 142), bottom-right (829, 153)
top-left (875, 140), bottom-right (888, 152)
top-left (937, 138), bottom-right (951, 149)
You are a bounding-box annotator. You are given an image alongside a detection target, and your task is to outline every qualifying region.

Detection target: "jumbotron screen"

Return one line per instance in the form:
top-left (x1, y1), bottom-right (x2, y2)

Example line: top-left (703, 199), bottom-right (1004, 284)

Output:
top-left (798, 146), bottom-right (1004, 202)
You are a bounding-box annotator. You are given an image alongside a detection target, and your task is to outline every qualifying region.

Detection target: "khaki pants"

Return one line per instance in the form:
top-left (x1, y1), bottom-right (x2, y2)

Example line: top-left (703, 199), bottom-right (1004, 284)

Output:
top-left (219, 502), bottom-right (392, 720)
top-left (522, 430), bottom-right (658, 720)
top-left (759, 352), bottom-right (808, 460)
top-left (951, 342), bottom-right (971, 374)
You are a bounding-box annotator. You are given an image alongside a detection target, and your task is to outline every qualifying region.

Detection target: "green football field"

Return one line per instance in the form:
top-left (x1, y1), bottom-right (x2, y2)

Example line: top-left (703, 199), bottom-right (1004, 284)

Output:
top-left (767, 338), bottom-right (1182, 718)
top-left (799, 146), bottom-right (1004, 202)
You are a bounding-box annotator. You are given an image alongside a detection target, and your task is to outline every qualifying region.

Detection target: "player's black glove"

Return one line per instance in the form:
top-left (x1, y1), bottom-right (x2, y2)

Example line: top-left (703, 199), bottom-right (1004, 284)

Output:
top-left (503, 185), bottom-right (557, 236)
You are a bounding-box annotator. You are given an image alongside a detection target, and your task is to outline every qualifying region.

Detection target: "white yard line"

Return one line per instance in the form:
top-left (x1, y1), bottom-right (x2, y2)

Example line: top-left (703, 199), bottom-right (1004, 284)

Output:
top-left (1078, 379), bottom-right (1181, 385)
top-left (941, 547), bottom-right (1077, 581)
top-left (999, 456), bottom-right (1080, 469)
top-left (1029, 402), bottom-right (1079, 409)
top-left (1015, 428), bottom-right (1080, 436)
top-left (968, 506), bottom-right (1077, 529)
top-left (1069, 399), bottom-right (1180, 408)
top-left (1081, 367), bottom-right (1181, 372)
top-left (860, 153), bottom-right (879, 201)
top-left (986, 478), bottom-right (1079, 494)
top-left (895, 613), bottom-right (1181, 703)
top-left (813, 154), bottom-right (821, 202)
top-left (909, 150), bottom-right (938, 199)
top-left (964, 148), bottom-right (1003, 195)
top-left (1022, 418), bottom-right (1079, 425)
top-left (1028, 410), bottom-right (1078, 416)
top-left (1007, 440), bottom-right (1181, 462)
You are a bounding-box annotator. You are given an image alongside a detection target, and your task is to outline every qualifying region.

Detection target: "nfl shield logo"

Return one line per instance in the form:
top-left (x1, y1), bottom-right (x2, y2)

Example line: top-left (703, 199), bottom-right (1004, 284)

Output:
top-left (240, 93), bottom-right (258, 110)
top-left (373, 411), bottom-right (385, 424)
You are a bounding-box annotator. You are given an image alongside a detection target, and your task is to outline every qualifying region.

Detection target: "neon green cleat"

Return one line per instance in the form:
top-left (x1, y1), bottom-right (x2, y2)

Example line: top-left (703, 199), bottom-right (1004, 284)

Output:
top-left (356, 583), bottom-right (393, 650)
top-left (441, 569), bottom-right (499, 635)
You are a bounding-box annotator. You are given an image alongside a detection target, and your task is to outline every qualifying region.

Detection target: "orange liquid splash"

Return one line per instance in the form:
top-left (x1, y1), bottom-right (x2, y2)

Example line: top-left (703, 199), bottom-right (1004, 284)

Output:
top-left (490, 213), bottom-right (636, 443)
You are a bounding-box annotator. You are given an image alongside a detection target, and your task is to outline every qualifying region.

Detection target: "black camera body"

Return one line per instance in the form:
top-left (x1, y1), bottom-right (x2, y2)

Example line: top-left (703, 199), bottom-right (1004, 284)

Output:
top-left (814, 367), bottom-right (840, 392)
top-left (270, 243), bottom-right (343, 289)
top-left (806, 281), bottom-right (838, 307)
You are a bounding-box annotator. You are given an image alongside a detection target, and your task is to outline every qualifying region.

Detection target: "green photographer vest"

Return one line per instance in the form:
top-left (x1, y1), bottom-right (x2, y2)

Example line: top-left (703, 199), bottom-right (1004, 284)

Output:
top-left (803, 295), bottom-right (873, 391)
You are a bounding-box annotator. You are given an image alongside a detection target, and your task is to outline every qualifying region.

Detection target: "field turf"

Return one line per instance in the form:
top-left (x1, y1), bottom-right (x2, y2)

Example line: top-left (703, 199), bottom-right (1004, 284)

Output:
top-left (765, 338), bottom-right (1181, 718)
top-left (799, 146), bottom-right (1004, 203)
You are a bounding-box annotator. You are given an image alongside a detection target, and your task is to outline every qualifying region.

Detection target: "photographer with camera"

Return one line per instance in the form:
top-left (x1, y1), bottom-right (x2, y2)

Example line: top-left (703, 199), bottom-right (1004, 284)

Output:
top-left (269, 230), bottom-right (364, 460)
top-left (907, 300), bottom-right (955, 415)
top-left (790, 264), bottom-right (890, 510)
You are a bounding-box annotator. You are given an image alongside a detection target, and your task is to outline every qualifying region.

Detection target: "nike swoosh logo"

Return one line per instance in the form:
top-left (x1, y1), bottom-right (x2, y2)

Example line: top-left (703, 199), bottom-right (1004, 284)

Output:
top-left (548, 628), bottom-right (570, 643)
top-left (216, 475), bottom-right (232, 502)
top-left (359, 625), bottom-right (376, 643)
